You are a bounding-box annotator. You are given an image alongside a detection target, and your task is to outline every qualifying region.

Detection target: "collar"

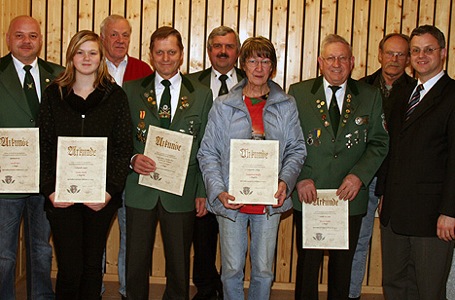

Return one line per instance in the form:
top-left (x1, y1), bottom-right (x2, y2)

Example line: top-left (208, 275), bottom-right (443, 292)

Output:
top-left (12, 55), bottom-right (38, 71)
top-left (212, 67), bottom-right (236, 79)
top-left (105, 55), bottom-right (128, 68)
top-left (155, 72), bottom-right (182, 90)
top-left (419, 70), bottom-right (444, 93)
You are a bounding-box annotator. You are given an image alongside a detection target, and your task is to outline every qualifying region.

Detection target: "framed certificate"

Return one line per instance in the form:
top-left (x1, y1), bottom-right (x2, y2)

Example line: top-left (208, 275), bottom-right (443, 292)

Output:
top-left (228, 139), bottom-right (279, 205)
top-left (0, 128), bottom-right (39, 193)
top-left (301, 189), bottom-right (349, 249)
top-left (139, 125), bottom-right (193, 196)
top-left (54, 137), bottom-right (107, 203)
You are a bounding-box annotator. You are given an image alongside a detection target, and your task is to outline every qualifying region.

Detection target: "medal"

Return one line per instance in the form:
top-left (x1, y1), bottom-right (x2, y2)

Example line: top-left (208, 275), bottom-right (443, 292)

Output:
top-left (136, 110), bottom-right (147, 143)
top-left (345, 133), bottom-right (353, 148)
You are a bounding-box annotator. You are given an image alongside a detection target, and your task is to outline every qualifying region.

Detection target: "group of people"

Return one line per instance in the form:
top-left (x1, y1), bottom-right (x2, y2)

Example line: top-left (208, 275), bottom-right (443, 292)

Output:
top-left (0, 12), bottom-right (454, 300)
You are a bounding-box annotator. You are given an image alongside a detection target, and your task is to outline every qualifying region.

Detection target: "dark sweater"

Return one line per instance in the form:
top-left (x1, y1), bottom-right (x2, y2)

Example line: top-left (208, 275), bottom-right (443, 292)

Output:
top-left (38, 80), bottom-right (133, 201)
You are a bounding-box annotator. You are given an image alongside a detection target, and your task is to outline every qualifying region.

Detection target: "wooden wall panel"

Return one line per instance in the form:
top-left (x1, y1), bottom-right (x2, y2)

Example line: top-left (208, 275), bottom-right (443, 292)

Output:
top-left (5, 0), bottom-right (455, 292)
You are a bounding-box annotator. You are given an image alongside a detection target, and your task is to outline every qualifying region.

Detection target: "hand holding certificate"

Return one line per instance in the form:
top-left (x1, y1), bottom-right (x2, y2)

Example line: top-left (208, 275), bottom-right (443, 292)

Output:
top-left (54, 137), bottom-right (107, 203)
top-left (228, 139), bottom-right (279, 205)
top-left (138, 125), bottom-right (193, 196)
top-left (301, 189), bottom-right (349, 249)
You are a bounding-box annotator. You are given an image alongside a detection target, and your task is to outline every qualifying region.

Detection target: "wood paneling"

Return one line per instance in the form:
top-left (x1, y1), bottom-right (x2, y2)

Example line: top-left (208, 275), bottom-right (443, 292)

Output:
top-left (5, 0), bottom-right (455, 291)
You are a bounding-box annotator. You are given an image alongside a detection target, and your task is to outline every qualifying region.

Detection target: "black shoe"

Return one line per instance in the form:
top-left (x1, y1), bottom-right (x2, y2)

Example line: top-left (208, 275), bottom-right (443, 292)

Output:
top-left (121, 295), bottom-right (127, 300)
top-left (348, 297), bottom-right (360, 300)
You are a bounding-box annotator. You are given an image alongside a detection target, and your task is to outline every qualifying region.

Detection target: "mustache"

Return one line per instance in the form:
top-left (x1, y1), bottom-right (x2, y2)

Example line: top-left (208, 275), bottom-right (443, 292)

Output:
top-left (217, 53), bottom-right (229, 58)
top-left (385, 62), bottom-right (402, 68)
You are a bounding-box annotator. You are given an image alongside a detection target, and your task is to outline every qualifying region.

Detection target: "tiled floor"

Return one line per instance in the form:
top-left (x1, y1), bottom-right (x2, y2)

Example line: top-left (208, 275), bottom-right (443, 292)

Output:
top-left (15, 278), bottom-right (385, 299)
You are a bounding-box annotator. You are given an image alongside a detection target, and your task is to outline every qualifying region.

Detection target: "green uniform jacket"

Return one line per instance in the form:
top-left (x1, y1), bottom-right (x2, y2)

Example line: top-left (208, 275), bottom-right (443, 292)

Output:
top-left (289, 76), bottom-right (389, 216)
top-left (0, 53), bottom-right (63, 199)
top-left (123, 73), bottom-right (213, 212)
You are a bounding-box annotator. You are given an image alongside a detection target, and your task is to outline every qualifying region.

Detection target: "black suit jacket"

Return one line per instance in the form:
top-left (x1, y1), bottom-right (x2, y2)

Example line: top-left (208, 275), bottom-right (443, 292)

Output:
top-left (380, 73), bottom-right (455, 236)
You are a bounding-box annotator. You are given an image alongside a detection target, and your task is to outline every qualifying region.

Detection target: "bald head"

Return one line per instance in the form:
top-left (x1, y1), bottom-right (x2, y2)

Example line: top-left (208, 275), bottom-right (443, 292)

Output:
top-left (6, 16), bottom-right (43, 64)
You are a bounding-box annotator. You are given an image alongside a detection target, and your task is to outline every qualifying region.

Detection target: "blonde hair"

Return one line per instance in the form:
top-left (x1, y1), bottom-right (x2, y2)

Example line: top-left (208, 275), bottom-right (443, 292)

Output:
top-left (55, 30), bottom-right (112, 91)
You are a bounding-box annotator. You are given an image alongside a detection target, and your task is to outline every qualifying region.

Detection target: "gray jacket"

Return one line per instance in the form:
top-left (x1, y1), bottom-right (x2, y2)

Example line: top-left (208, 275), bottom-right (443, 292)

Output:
top-left (197, 78), bottom-right (306, 220)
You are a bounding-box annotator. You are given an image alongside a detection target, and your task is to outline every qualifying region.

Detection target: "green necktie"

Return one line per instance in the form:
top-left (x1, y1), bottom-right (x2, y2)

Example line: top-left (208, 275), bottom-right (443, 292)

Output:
top-left (329, 85), bottom-right (341, 136)
top-left (23, 65), bottom-right (40, 119)
top-left (159, 79), bottom-right (171, 129)
top-left (218, 74), bottom-right (229, 96)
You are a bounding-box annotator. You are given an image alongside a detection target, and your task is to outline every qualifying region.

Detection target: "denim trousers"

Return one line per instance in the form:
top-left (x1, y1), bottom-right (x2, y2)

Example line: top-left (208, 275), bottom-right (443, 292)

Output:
top-left (0, 195), bottom-right (54, 300)
top-left (102, 196), bottom-right (126, 297)
top-left (349, 177), bottom-right (379, 298)
top-left (217, 212), bottom-right (281, 300)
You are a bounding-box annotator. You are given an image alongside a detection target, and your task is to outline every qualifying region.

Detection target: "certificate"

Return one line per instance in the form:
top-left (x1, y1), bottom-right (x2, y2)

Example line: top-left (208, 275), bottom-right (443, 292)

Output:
top-left (55, 137), bottom-right (107, 203)
top-left (301, 189), bottom-right (349, 249)
top-left (0, 128), bottom-right (39, 193)
top-left (228, 139), bottom-right (279, 205)
top-left (139, 125), bottom-right (193, 196)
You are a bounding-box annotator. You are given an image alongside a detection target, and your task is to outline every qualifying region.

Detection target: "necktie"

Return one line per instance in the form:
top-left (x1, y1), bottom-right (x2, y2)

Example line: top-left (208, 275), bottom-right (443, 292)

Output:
top-left (218, 74), bottom-right (229, 96)
top-left (329, 85), bottom-right (341, 136)
top-left (159, 79), bottom-right (172, 129)
top-left (23, 65), bottom-right (40, 119)
top-left (405, 84), bottom-right (424, 120)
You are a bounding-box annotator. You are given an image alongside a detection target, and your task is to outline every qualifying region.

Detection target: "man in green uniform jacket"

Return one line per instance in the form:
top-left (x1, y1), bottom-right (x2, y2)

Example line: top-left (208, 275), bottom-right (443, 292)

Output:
top-left (0, 15), bottom-right (63, 300)
top-left (289, 34), bottom-right (389, 300)
top-left (123, 26), bottom-right (212, 300)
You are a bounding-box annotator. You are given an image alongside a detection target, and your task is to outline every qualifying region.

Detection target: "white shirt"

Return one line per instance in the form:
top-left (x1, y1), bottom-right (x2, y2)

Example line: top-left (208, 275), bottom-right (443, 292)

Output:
top-left (12, 55), bottom-right (42, 101)
top-left (413, 70), bottom-right (445, 101)
top-left (210, 68), bottom-right (239, 100)
top-left (323, 78), bottom-right (347, 113)
top-left (106, 56), bottom-right (128, 86)
top-left (155, 72), bottom-right (182, 121)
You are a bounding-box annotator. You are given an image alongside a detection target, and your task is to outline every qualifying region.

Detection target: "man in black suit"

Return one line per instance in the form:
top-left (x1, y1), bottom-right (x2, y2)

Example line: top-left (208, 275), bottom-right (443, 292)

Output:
top-left (186, 25), bottom-right (244, 300)
top-left (349, 33), bottom-right (415, 300)
top-left (379, 25), bottom-right (455, 300)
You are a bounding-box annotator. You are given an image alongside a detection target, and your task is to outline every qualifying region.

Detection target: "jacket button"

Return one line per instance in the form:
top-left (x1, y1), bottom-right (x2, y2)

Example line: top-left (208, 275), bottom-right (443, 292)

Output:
top-left (334, 154), bottom-right (338, 158)
top-left (331, 138), bottom-right (335, 143)
top-left (30, 119), bottom-right (34, 123)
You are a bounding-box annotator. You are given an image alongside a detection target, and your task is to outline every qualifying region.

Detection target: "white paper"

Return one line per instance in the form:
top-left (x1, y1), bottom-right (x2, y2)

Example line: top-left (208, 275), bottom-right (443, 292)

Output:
top-left (0, 128), bottom-right (39, 193)
top-left (55, 137), bottom-right (107, 203)
top-left (302, 189), bottom-right (349, 249)
top-left (139, 125), bottom-right (193, 196)
top-left (228, 139), bottom-right (279, 205)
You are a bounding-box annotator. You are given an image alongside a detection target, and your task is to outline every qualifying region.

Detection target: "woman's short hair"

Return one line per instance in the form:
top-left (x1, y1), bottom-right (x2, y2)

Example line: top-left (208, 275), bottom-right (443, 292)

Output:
top-left (239, 36), bottom-right (277, 78)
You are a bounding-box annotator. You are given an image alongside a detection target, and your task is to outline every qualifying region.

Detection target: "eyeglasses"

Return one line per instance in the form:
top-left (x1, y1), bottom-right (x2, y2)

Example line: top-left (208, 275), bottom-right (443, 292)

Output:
top-left (321, 56), bottom-right (351, 65)
top-left (383, 51), bottom-right (408, 59)
top-left (246, 59), bottom-right (272, 68)
top-left (410, 47), bottom-right (441, 56)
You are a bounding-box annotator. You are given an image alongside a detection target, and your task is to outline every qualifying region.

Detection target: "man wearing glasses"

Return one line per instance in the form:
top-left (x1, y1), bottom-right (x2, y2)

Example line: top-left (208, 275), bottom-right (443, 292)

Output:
top-left (379, 25), bottom-right (455, 300)
top-left (348, 33), bottom-right (415, 300)
top-left (289, 34), bottom-right (389, 299)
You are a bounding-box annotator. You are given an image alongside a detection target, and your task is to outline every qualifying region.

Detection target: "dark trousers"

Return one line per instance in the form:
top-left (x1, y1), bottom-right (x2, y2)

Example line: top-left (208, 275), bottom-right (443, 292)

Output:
top-left (381, 222), bottom-right (454, 300)
top-left (46, 197), bottom-right (120, 300)
top-left (192, 211), bottom-right (222, 295)
top-left (294, 210), bottom-right (363, 300)
top-left (126, 201), bottom-right (195, 300)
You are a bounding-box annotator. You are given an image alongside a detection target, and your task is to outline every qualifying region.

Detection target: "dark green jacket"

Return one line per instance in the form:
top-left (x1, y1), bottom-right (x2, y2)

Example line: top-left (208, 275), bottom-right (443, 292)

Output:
top-left (289, 76), bottom-right (389, 215)
top-left (123, 73), bottom-right (212, 212)
top-left (0, 53), bottom-right (63, 199)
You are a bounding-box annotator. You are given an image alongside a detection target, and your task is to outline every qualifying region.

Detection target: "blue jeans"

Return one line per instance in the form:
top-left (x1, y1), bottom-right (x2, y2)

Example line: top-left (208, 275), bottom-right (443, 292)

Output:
top-left (0, 195), bottom-right (54, 300)
top-left (349, 177), bottom-right (379, 298)
top-left (101, 196), bottom-right (126, 297)
top-left (217, 213), bottom-right (280, 300)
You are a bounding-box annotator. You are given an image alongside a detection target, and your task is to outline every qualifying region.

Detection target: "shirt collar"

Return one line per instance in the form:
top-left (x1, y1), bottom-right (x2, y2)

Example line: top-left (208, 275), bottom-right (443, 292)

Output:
top-left (12, 55), bottom-right (38, 71)
top-left (212, 67), bottom-right (236, 79)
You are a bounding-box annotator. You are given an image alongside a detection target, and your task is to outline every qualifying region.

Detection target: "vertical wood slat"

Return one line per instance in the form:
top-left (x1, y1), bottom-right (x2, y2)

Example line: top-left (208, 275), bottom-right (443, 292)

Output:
top-left (4, 0), bottom-right (455, 292)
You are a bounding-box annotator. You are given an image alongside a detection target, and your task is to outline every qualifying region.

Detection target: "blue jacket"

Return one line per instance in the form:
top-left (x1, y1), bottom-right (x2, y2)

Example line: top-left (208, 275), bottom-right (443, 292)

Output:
top-left (197, 78), bottom-right (306, 220)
